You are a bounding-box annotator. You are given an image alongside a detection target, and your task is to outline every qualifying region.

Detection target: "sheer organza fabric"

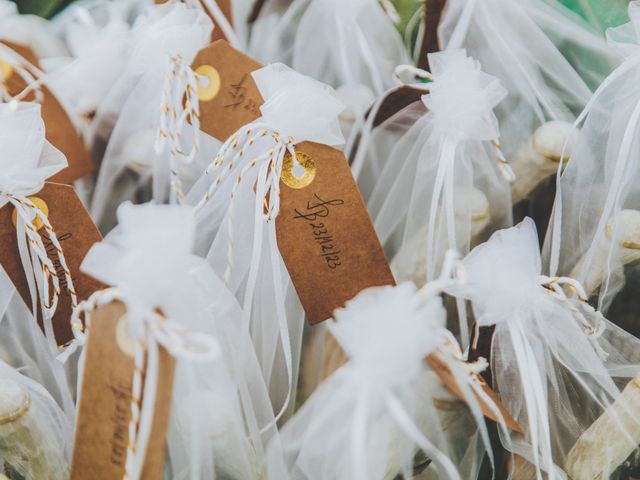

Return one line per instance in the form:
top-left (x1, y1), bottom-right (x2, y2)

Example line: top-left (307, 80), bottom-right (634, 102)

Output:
top-left (438, 0), bottom-right (594, 158)
top-left (363, 52), bottom-right (511, 346)
top-left (267, 282), bottom-right (491, 480)
top-left (76, 201), bottom-right (278, 479)
top-left (88, 3), bottom-right (213, 231)
top-left (544, 2), bottom-right (640, 317)
top-left (450, 218), bottom-right (640, 479)
top-left (186, 63), bottom-right (344, 420)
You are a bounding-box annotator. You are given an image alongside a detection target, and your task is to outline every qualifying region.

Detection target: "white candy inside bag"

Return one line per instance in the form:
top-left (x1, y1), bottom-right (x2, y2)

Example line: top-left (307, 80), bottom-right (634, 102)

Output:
top-left (439, 0), bottom-right (594, 158)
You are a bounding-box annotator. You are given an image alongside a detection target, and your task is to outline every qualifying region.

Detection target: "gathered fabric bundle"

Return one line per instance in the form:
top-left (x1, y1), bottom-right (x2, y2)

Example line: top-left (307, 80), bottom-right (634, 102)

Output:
top-left (450, 218), bottom-right (640, 478)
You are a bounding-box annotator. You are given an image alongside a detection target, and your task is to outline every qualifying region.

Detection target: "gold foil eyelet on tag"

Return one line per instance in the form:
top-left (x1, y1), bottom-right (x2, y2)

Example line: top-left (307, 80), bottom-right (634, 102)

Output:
top-left (0, 60), bottom-right (13, 82)
top-left (196, 65), bottom-right (221, 102)
top-left (116, 314), bottom-right (136, 357)
top-left (11, 196), bottom-right (48, 230)
top-left (281, 151), bottom-right (316, 189)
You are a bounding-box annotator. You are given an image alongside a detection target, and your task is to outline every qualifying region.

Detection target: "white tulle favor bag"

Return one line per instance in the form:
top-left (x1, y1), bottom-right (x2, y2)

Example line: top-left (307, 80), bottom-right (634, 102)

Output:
top-left (438, 0), bottom-right (595, 211)
top-left (545, 1), bottom-right (640, 326)
top-left (365, 49), bottom-right (512, 346)
top-left (267, 265), bottom-right (507, 480)
top-left (43, 0), bottom-right (137, 134)
top-left (0, 102), bottom-right (78, 418)
top-left (251, 0), bottom-right (409, 119)
top-left (448, 218), bottom-right (640, 478)
top-left (67, 201), bottom-right (277, 479)
top-left (186, 62), bottom-right (344, 417)
top-left (0, 359), bottom-right (73, 480)
top-left (89, 3), bottom-right (213, 230)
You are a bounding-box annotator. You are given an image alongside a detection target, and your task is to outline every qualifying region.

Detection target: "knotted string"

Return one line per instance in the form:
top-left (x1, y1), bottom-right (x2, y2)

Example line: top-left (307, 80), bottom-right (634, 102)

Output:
top-left (194, 123), bottom-right (301, 424)
top-left (67, 287), bottom-right (219, 480)
top-left (538, 275), bottom-right (607, 358)
top-left (2, 193), bottom-right (78, 347)
top-left (154, 53), bottom-right (201, 204)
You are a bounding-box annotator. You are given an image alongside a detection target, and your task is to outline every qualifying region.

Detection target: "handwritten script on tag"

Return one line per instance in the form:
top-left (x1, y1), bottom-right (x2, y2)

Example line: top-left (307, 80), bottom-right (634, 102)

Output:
top-left (71, 302), bottom-right (175, 480)
top-left (293, 195), bottom-right (344, 270)
top-left (277, 142), bottom-right (396, 325)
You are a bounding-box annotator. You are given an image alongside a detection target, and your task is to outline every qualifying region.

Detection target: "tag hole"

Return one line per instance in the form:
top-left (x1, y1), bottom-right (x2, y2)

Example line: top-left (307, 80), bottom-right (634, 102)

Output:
top-left (281, 152), bottom-right (316, 189)
top-left (195, 64), bottom-right (221, 102)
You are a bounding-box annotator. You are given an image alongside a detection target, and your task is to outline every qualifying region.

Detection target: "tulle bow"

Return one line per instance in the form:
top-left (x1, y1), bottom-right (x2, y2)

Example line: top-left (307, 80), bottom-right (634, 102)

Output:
top-left (422, 49), bottom-right (506, 142)
top-left (252, 63), bottom-right (345, 146)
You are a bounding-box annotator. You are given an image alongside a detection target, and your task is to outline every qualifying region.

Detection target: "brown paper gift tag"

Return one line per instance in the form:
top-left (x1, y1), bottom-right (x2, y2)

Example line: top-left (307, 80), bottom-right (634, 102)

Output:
top-left (276, 141), bottom-right (396, 324)
top-left (0, 182), bottom-right (103, 345)
top-left (418, 0), bottom-right (447, 71)
top-left (192, 40), bottom-right (263, 141)
top-left (71, 301), bottom-right (175, 480)
top-left (369, 85), bottom-right (426, 128)
top-left (1, 41), bottom-right (94, 185)
top-left (155, 0), bottom-right (233, 42)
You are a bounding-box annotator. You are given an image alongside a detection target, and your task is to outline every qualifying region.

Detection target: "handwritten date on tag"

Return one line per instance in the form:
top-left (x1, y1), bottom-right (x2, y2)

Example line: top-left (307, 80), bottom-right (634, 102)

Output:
top-left (276, 142), bottom-right (396, 325)
top-left (71, 302), bottom-right (175, 480)
top-left (1, 41), bottom-right (94, 184)
top-left (0, 183), bottom-right (103, 345)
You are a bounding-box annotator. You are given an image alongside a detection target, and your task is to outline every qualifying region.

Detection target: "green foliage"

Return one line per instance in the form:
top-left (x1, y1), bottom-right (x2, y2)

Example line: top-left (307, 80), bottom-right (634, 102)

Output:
top-left (11, 0), bottom-right (73, 18)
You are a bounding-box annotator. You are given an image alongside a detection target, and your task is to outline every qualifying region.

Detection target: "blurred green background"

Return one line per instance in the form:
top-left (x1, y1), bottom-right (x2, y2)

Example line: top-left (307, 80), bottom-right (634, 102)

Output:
top-left (11, 0), bottom-right (632, 31)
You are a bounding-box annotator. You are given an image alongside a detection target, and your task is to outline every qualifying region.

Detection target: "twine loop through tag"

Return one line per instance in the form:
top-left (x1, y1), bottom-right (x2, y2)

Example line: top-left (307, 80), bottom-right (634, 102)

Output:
top-left (66, 287), bottom-right (219, 480)
top-left (155, 54), bottom-right (202, 204)
top-left (2, 193), bottom-right (78, 346)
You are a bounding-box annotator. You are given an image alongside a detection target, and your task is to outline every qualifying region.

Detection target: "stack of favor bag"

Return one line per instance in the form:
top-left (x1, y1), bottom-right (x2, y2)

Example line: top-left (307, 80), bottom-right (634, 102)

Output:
top-left (2, 0), bottom-right (640, 478)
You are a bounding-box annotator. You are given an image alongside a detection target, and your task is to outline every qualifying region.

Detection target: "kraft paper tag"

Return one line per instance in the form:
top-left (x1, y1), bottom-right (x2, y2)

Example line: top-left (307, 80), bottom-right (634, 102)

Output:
top-left (418, 0), bottom-right (447, 71)
top-left (192, 40), bottom-right (263, 141)
top-left (426, 352), bottom-right (522, 433)
top-left (71, 301), bottom-right (175, 480)
top-left (0, 182), bottom-right (103, 345)
top-left (369, 85), bottom-right (426, 128)
top-left (155, 0), bottom-right (233, 42)
top-left (276, 141), bottom-right (396, 324)
top-left (1, 41), bottom-right (94, 184)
